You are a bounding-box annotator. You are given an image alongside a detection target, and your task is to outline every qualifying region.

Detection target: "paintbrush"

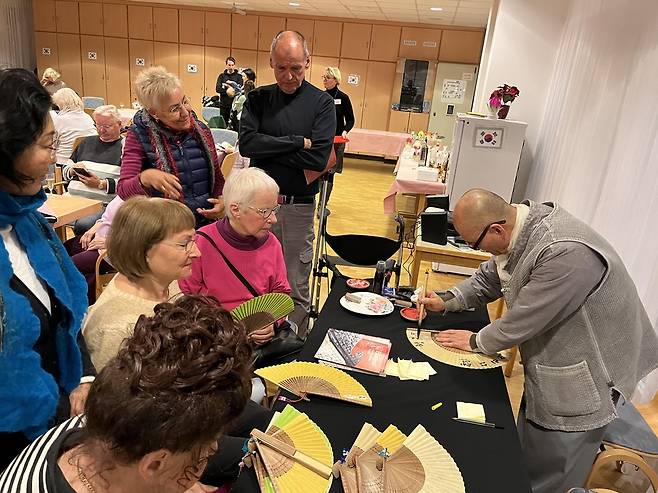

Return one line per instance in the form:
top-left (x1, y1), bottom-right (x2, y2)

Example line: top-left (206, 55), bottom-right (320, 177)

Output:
top-left (417, 269), bottom-right (429, 339)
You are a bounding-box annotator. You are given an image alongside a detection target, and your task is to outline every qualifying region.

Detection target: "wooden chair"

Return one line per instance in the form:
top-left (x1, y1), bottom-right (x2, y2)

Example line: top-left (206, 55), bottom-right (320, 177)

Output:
top-left (52, 165), bottom-right (67, 194)
top-left (221, 151), bottom-right (238, 178)
top-left (95, 251), bottom-right (116, 301)
top-left (72, 136), bottom-right (85, 153)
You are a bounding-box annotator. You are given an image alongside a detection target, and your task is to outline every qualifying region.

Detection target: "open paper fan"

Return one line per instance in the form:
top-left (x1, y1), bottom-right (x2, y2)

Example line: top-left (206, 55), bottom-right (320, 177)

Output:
top-left (231, 293), bottom-right (294, 333)
top-left (356, 425), bottom-right (407, 493)
top-left (334, 423), bottom-right (381, 493)
top-left (255, 362), bottom-right (373, 407)
top-left (406, 328), bottom-right (509, 369)
top-left (251, 405), bottom-right (333, 493)
top-left (384, 424), bottom-right (465, 493)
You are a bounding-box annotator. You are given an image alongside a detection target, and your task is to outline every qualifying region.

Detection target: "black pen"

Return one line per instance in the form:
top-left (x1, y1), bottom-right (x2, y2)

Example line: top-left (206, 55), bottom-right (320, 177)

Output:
top-left (452, 417), bottom-right (504, 429)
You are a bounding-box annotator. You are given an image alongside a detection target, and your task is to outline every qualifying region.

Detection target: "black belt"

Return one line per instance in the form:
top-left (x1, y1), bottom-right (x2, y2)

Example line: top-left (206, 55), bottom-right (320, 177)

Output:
top-left (277, 194), bottom-right (315, 205)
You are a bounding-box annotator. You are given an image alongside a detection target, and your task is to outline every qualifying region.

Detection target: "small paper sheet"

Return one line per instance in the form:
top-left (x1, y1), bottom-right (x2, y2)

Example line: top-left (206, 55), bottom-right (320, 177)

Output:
top-left (385, 358), bottom-right (436, 381)
top-left (456, 402), bottom-right (486, 423)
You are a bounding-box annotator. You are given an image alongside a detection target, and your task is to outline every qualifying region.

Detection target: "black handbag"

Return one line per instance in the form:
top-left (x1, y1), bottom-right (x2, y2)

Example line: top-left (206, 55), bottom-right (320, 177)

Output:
top-left (197, 231), bottom-right (305, 368)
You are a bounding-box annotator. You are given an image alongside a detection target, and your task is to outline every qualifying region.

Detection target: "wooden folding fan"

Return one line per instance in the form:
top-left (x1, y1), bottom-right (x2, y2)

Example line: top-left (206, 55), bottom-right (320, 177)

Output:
top-left (333, 423), bottom-right (381, 493)
top-left (384, 424), bottom-right (465, 493)
top-left (230, 293), bottom-right (294, 333)
top-left (355, 425), bottom-right (407, 493)
top-left (250, 405), bottom-right (333, 493)
top-left (255, 361), bottom-right (373, 407)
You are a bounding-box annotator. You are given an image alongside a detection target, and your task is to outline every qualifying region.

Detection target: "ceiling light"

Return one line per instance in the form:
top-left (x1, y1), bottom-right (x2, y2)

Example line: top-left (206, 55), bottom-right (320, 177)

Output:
top-left (289, 2), bottom-right (300, 5)
top-left (430, 7), bottom-right (443, 11)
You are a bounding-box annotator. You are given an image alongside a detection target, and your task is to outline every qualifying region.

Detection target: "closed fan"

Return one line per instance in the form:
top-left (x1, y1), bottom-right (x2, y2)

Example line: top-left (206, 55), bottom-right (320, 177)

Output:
top-left (334, 423), bottom-right (381, 493)
top-left (231, 293), bottom-right (294, 333)
top-left (356, 425), bottom-right (407, 493)
top-left (255, 361), bottom-right (373, 407)
top-left (384, 424), bottom-right (465, 493)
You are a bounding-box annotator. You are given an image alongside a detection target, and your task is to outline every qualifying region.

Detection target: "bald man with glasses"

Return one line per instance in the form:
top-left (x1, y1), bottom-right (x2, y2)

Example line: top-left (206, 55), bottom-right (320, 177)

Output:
top-left (420, 188), bottom-right (658, 493)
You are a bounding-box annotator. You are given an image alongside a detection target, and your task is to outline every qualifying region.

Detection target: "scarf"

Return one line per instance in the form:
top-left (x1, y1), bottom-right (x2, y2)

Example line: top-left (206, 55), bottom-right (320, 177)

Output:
top-left (0, 189), bottom-right (88, 437)
top-left (217, 217), bottom-right (268, 251)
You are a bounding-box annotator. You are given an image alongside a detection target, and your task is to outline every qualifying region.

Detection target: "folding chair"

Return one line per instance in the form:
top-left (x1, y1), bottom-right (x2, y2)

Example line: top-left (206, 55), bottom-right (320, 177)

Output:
top-left (211, 128), bottom-right (239, 147)
top-left (82, 96), bottom-right (105, 110)
top-left (202, 107), bottom-right (226, 128)
top-left (95, 251), bottom-right (117, 301)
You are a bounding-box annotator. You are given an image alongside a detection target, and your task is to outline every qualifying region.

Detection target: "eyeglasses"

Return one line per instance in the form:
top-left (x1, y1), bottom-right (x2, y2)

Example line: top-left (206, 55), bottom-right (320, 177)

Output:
top-left (164, 234), bottom-right (198, 252)
top-left (94, 123), bottom-right (118, 130)
top-left (322, 75), bottom-right (334, 80)
top-left (470, 220), bottom-right (506, 250)
top-left (248, 204), bottom-right (281, 219)
top-left (168, 97), bottom-right (191, 115)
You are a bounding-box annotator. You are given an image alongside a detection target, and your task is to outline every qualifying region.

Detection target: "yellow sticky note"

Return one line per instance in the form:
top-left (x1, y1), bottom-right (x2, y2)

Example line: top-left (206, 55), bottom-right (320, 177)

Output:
top-left (385, 359), bottom-right (399, 377)
top-left (457, 402), bottom-right (486, 423)
top-left (397, 359), bottom-right (412, 380)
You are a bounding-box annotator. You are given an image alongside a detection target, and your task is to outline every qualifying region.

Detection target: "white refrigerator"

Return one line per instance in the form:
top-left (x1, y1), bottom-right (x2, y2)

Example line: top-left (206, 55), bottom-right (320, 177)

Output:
top-left (446, 114), bottom-right (527, 210)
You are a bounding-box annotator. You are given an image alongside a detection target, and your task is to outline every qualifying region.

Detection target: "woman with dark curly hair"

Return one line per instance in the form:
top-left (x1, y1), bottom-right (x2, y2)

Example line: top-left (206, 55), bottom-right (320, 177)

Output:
top-left (1, 295), bottom-right (264, 492)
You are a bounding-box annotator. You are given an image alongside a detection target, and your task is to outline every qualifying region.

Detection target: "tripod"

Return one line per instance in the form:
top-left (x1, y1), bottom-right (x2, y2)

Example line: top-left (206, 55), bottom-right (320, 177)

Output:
top-left (308, 173), bottom-right (331, 332)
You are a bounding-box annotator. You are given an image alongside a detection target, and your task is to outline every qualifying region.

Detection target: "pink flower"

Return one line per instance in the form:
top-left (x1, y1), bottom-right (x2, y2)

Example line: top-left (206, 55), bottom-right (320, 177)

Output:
top-left (488, 96), bottom-right (502, 109)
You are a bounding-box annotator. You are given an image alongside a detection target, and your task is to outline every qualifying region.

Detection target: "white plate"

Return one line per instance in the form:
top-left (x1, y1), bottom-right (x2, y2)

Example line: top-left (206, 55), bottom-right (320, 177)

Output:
top-left (339, 292), bottom-right (394, 316)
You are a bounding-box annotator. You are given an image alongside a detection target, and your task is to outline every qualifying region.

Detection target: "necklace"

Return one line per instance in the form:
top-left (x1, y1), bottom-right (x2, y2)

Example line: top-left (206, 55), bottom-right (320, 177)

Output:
top-left (73, 457), bottom-right (97, 493)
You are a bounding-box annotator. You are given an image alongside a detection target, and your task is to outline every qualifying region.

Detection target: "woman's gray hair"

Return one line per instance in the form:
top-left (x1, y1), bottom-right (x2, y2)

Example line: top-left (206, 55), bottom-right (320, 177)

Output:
top-left (133, 66), bottom-right (181, 111)
top-left (92, 104), bottom-right (121, 122)
top-left (223, 167), bottom-right (279, 220)
top-left (52, 88), bottom-right (83, 112)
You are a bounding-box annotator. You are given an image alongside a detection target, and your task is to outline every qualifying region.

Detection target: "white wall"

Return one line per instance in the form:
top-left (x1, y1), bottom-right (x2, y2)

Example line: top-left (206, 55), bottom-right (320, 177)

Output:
top-left (0, 0), bottom-right (35, 70)
top-left (474, 0), bottom-right (571, 201)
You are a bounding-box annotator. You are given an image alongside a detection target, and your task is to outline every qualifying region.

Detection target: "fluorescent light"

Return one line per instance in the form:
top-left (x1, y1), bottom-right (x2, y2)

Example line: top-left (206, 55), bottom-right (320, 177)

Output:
top-left (289, 2), bottom-right (300, 5)
top-left (430, 7), bottom-right (444, 11)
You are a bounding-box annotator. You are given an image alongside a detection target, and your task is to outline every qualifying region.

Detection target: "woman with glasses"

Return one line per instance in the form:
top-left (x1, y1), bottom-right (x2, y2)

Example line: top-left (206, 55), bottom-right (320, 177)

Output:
top-left (118, 66), bottom-right (225, 228)
top-left (82, 196), bottom-right (200, 371)
top-left (179, 167), bottom-right (291, 351)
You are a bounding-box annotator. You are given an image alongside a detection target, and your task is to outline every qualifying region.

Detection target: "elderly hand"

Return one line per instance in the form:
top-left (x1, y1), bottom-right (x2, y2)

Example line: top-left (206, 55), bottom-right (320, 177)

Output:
top-left (249, 324), bottom-right (275, 347)
top-left (140, 169), bottom-right (183, 199)
top-left (433, 329), bottom-right (475, 352)
top-left (69, 383), bottom-right (91, 416)
top-left (419, 291), bottom-right (445, 312)
top-left (303, 138), bottom-right (312, 149)
top-left (341, 131), bottom-right (348, 139)
top-left (80, 229), bottom-right (96, 250)
top-left (77, 170), bottom-right (102, 190)
top-left (197, 197), bottom-right (225, 220)
top-left (87, 236), bottom-right (106, 251)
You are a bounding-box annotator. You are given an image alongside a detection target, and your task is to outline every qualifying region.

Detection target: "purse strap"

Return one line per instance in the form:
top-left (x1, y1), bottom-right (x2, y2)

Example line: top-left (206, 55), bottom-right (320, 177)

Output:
top-left (197, 230), bottom-right (259, 298)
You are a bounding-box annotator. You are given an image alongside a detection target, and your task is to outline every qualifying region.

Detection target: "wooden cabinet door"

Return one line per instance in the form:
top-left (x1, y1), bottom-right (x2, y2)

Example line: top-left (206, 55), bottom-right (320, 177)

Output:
top-left (104, 37), bottom-right (130, 107)
top-left (338, 58), bottom-right (367, 128)
top-left (258, 16), bottom-right (285, 52)
top-left (204, 12), bottom-right (230, 48)
top-left (57, 33), bottom-right (82, 94)
top-left (153, 8), bottom-right (178, 43)
top-left (80, 35), bottom-right (106, 99)
top-left (35, 32), bottom-right (59, 79)
top-left (128, 6), bottom-right (152, 40)
top-left (79, 3), bottom-right (102, 35)
top-left (388, 110), bottom-right (409, 133)
top-left (408, 112), bottom-right (429, 133)
top-left (179, 10), bottom-right (204, 46)
top-left (179, 44), bottom-right (205, 115)
top-left (399, 27), bottom-right (442, 60)
top-left (341, 22), bottom-right (371, 60)
top-left (232, 14), bottom-right (258, 50)
top-left (286, 18), bottom-right (314, 53)
top-left (128, 39), bottom-right (153, 102)
top-left (231, 49), bottom-right (257, 73)
top-left (313, 20), bottom-right (341, 57)
top-left (154, 42), bottom-right (179, 77)
top-left (370, 25), bottom-right (400, 62)
top-left (204, 46), bottom-right (230, 95)
top-left (103, 4), bottom-right (127, 38)
top-left (309, 55), bottom-right (338, 90)
top-left (256, 51), bottom-right (275, 86)
top-left (362, 61), bottom-right (395, 131)
top-left (439, 30), bottom-right (484, 64)
top-left (33, 0), bottom-right (56, 32)
top-left (55, 1), bottom-right (79, 34)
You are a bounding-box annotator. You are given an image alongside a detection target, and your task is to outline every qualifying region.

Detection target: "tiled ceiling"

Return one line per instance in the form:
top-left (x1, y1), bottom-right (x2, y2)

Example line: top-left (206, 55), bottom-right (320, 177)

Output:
top-left (137, 0), bottom-right (492, 27)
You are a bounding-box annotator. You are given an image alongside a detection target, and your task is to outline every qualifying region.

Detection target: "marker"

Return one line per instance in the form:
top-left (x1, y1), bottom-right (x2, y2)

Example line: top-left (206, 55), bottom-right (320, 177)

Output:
top-left (431, 402), bottom-right (443, 411)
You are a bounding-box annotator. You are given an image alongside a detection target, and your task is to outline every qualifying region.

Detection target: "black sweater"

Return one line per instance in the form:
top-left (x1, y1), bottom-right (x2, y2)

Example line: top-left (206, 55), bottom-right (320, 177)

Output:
top-left (215, 70), bottom-right (243, 108)
top-left (239, 80), bottom-right (336, 196)
top-left (325, 86), bottom-right (355, 136)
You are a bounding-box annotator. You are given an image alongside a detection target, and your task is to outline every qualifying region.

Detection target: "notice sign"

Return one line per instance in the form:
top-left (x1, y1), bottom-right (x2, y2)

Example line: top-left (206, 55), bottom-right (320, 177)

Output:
top-left (347, 74), bottom-right (360, 85)
top-left (187, 64), bottom-right (198, 73)
top-left (42, 48), bottom-right (51, 55)
top-left (441, 79), bottom-right (466, 104)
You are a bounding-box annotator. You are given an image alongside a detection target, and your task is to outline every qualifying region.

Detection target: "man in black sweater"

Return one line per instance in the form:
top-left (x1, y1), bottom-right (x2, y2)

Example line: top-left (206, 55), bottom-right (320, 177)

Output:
top-left (215, 56), bottom-right (243, 128)
top-left (239, 30), bottom-right (336, 333)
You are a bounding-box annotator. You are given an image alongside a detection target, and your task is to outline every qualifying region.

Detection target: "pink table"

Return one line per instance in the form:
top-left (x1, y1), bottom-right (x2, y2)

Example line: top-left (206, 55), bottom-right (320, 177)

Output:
top-left (383, 154), bottom-right (446, 214)
top-left (345, 128), bottom-right (409, 160)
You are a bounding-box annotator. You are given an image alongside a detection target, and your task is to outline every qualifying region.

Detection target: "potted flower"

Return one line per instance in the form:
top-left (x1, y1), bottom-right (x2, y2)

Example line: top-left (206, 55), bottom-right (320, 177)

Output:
top-left (487, 84), bottom-right (520, 119)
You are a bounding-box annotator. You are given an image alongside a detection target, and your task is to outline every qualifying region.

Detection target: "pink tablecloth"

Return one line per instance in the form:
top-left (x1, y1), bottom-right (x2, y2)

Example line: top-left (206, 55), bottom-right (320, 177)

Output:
top-left (118, 108), bottom-right (137, 127)
top-left (345, 128), bottom-right (409, 159)
top-left (383, 154), bottom-right (446, 213)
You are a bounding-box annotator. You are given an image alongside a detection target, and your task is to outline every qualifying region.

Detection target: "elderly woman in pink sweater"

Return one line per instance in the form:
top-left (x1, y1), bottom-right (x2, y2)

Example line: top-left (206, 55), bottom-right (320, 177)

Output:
top-left (179, 167), bottom-right (290, 347)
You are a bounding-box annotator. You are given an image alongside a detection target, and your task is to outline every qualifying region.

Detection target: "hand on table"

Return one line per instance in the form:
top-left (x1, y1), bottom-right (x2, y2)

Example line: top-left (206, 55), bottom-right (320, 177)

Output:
top-left (197, 197), bottom-right (225, 220)
top-left (419, 291), bottom-right (445, 312)
top-left (434, 329), bottom-right (475, 352)
top-left (69, 382), bottom-right (91, 416)
top-left (140, 169), bottom-right (182, 199)
top-left (249, 324), bottom-right (275, 346)
top-left (303, 138), bottom-right (312, 149)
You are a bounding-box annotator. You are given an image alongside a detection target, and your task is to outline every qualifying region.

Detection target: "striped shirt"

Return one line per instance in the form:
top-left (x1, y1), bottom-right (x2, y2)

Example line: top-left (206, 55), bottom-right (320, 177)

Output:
top-left (0, 416), bottom-right (84, 492)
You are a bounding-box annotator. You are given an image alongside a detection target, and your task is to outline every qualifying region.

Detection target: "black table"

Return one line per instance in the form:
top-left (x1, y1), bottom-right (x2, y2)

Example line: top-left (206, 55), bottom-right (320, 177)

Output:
top-left (243, 281), bottom-right (532, 492)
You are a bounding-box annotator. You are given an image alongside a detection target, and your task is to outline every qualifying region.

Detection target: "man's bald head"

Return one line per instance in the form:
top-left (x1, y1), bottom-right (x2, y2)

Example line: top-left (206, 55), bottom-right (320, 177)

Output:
top-left (270, 31), bottom-right (310, 94)
top-left (270, 30), bottom-right (309, 58)
top-left (453, 189), bottom-right (516, 238)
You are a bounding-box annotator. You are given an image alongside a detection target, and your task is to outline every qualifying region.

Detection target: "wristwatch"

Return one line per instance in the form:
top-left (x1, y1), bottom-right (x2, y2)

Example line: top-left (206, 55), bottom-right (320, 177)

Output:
top-left (97, 179), bottom-right (106, 190)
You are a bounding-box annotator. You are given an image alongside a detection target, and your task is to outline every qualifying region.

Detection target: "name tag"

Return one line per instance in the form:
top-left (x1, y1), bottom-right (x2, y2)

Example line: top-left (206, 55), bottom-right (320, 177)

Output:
top-left (334, 99), bottom-right (341, 105)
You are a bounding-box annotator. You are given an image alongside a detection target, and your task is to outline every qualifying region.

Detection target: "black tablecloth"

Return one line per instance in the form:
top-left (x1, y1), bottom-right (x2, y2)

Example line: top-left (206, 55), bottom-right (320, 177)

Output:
top-left (238, 280), bottom-right (532, 492)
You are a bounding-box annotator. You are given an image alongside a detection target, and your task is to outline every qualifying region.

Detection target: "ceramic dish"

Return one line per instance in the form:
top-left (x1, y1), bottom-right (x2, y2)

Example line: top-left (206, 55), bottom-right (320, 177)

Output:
top-left (339, 292), bottom-right (394, 316)
top-left (346, 278), bottom-right (370, 290)
top-left (400, 307), bottom-right (427, 322)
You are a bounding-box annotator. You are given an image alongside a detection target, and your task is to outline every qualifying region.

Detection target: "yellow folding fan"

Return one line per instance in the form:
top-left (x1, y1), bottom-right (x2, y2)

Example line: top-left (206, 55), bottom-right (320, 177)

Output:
top-left (231, 293), bottom-right (294, 333)
top-left (333, 423), bottom-right (381, 493)
top-left (255, 361), bottom-right (373, 407)
top-left (384, 424), bottom-right (465, 493)
top-left (356, 425), bottom-right (407, 493)
top-left (250, 405), bottom-right (333, 493)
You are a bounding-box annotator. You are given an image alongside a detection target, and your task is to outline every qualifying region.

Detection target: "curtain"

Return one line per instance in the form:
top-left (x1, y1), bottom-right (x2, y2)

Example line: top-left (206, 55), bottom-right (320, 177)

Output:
top-left (526, 0), bottom-right (658, 402)
top-left (0, 0), bottom-right (35, 70)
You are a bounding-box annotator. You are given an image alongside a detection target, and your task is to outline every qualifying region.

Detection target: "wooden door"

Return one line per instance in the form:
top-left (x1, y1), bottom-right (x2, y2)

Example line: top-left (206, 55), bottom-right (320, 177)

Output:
top-left (57, 33), bottom-right (82, 94)
top-left (154, 42), bottom-right (179, 77)
top-left (309, 55), bottom-right (338, 90)
top-left (232, 14), bottom-right (258, 50)
top-left (313, 20), bottom-right (341, 57)
top-left (128, 39), bottom-right (153, 102)
top-left (35, 32), bottom-right (59, 79)
top-left (362, 61), bottom-right (395, 131)
top-left (204, 46), bottom-right (231, 95)
top-left (258, 16), bottom-right (285, 51)
top-left (231, 49), bottom-right (257, 73)
top-left (55, 1), bottom-right (79, 34)
top-left (439, 30), bottom-right (484, 64)
top-left (128, 6), bottom-right (152, 40)
top-left (104, 37), bottom-right (130, 107)
top-left (179, 44), bottom-right (205, 114)
top-left (153, 8), bottom-right (178, 43)
top-left (341, 23), bottom-right (371, 60)
top-left (388, 110), bottom-right (409, 133)
top-left (204, 12), bottom-right (230, 47)
top-left (256, 51), bottom-right (275, 86)
top-left (338, 58), bottom-right (367, 128)
top-left (408, 112), bottom-right (429, 133)
top-left (33, 0), bottom-right (56, 32)
top-left (103, 4), bottom-right (127, 38)
top-left (80, 35), bottom-right (106, 99)
top-left (370, 25), bottom-right (400, 62)
top-left (399, 27), bottom-right (442, 60)
top-left (286, 18), bottom-right (314, 53)
top-left (179, 10), bottom-right (204, 45)
top-left (78, 2), bottom-right (102, 35)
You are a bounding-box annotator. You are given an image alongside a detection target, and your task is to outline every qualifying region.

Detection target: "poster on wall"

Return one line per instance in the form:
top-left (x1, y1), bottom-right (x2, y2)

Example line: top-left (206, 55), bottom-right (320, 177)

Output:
top-left (441, 79), bottom-right (467, 104)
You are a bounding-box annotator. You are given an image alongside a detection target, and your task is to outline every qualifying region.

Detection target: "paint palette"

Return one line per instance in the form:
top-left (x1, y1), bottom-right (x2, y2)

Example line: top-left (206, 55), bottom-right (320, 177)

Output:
top-left (346, 278), bottom-right (370, 290)
top-left (400, 307), bottom-right (426, 322)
